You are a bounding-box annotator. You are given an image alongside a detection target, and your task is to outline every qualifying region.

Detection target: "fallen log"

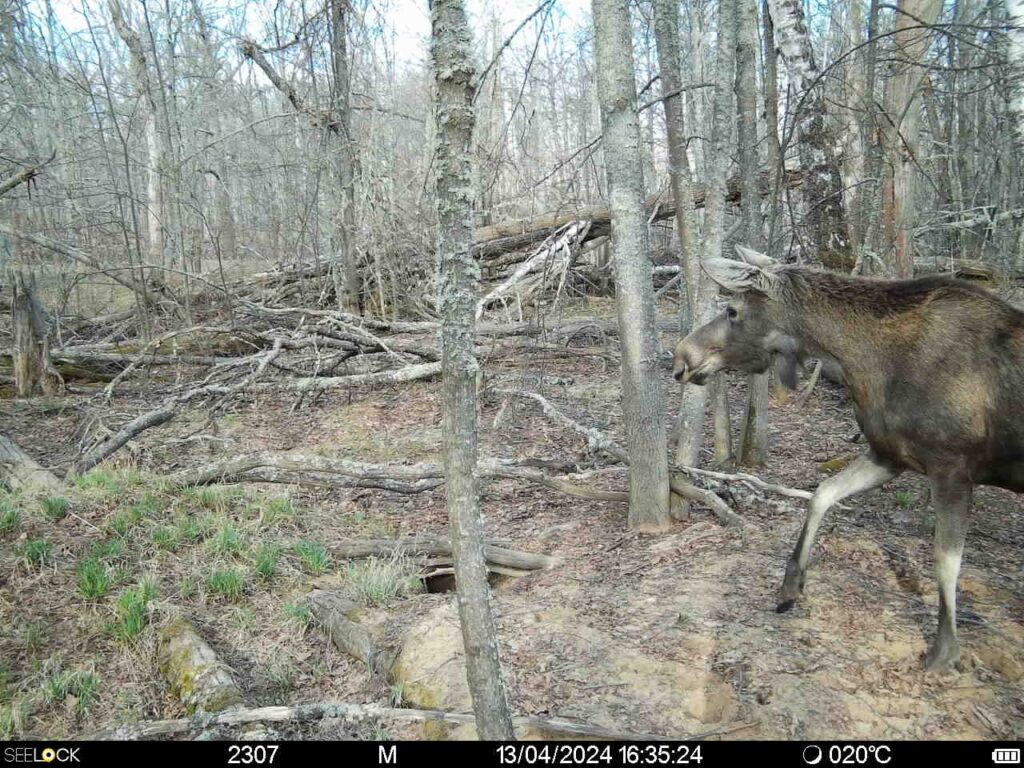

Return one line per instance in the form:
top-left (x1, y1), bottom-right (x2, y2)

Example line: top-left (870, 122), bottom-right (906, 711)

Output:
top-left (472, 169), bottom-right (802, 259)
top-left (168, 452), bottom-right (621, 507)
top-left (331, 536), bottom-right (560, 572)
top-left (158, 617), bottom-right (244, 714)
top-left (71, 341), bottom-right (283, 477)
top-left (86, 701), bottom-right (705, 741)
top-left (306, 590), bottom-right (397, 677)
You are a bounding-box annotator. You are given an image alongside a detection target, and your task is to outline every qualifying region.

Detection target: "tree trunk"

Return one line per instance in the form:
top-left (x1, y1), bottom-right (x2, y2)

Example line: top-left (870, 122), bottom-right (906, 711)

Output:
top-left (880, 0), bottom-right (941, 277)
top-left (10, 271), bottom-right (64, 398)
top-left (1007, 0), bottom-right (1024, 146)
top-left (701, 0), bottom-right (739, 468)
top-left (108, 0), bottom-right (163, 270)
top-left (766, 0), bottom-right (850, 268)
top-left (736, 0), bottom-right (769, 466)
top-left (430, 0), bottom-right (514, 741)
top-left (592, 0), bottom-right (671, 532)
top-left (1006, 0), bottom-right (1024, 268)
top-left (653, 0), bottom-right (713, 483)
top-left (330, 0), bottom-right (360, 313)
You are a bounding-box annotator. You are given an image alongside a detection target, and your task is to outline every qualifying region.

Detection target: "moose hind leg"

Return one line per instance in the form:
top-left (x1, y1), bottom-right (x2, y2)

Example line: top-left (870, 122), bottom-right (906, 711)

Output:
top-left (778, 452), bottom-right (897, 612)
top-left (924, 474), bottom-right (971, 671)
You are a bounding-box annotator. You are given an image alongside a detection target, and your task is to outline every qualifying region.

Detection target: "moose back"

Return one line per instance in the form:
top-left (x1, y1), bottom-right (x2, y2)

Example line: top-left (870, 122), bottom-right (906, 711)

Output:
top-left (673, 245), bottom-right (1024, 670)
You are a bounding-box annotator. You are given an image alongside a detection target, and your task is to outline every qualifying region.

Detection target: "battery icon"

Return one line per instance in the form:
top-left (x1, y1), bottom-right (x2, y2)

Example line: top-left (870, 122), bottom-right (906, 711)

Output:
top-left (993, 749), bottom-right (1021, 764)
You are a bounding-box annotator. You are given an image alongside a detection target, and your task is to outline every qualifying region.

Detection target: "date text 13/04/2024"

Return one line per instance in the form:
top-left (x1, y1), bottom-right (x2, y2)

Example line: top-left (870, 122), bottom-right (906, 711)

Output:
top-left (496, 744), bottom-right (705, 765)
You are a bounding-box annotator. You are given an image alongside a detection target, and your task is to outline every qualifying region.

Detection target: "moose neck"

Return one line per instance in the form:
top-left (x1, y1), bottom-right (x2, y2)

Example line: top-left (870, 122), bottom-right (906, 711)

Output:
top-left (772, 270), bottom-right (893, 403)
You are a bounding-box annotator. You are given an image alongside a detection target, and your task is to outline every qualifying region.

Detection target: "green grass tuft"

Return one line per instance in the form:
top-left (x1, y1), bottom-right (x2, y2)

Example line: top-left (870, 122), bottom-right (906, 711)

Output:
top-left (293, 540), bottom-right (329, 575)
top-left (40, 496), bottom-right (69, 521)
top-left (0, 698), bottom-right (28, 739)
top-left (346, 554), bottom-right (422, 606)
top-left (107, 579), bottom-right (156, 642)
top-left (19, 539), bottom-right (52, 570)
top-left (151, 526), bottom-right (177, 551)
top-left (206, 569), bottom-right (246, 601)
top-left (258, 497), bottom-right (295, 527)
top-left (208, 523), bottom-right (244, 556)
top-left (254, 543), bottom-right (282, 581)
top-left (42, 669), bottom-right (100, 714)
top-left (283, 602), bottom-right (311, 627)
top-left (77, 558), bottom-right (111, 600)
top-left (893, 491), bottom-right (914, 508)
top-left (0, 504), bottom-right (21, 536)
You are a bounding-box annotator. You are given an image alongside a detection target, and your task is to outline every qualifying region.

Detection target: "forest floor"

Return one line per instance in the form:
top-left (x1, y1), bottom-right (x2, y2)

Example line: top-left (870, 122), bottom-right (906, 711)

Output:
top-left (1, 300), bottom-right (1022, 740)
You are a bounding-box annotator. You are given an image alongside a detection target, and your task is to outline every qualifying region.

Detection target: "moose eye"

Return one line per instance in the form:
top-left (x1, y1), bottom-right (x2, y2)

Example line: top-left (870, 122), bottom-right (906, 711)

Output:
top-left (726, 306), bottom-right (738, 321)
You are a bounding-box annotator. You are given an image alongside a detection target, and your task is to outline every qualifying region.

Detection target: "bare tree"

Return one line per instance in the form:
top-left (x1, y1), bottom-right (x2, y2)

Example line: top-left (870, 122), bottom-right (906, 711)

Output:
top-left (703, 0), bottom-right (740, 466)
top-left (330, 0), bottom-right (359, 312)
top-left (766, 0), bottom-right (850, 267)
top-left (736, 0), bottom-right (769, 466)
top-left (430, 0), bottom-right (514, 740)
top-left (592, 0), bottom-right (671, 531)
top-left (880, 0), bottom-right (941, 277)
top-left (654, 0), bottom-right (711, 481)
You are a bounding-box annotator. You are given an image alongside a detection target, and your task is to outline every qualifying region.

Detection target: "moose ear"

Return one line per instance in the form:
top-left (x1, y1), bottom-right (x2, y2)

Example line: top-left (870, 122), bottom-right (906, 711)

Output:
top-left (701, 258), bottom-right (780, 297)
top-left (734, 244), bottom-right (777, 268)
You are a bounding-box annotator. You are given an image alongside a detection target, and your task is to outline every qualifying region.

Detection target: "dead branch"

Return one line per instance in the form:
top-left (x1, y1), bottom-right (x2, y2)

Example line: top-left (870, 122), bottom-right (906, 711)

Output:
top-left (0, 150), bottom-right (56, 198)
top-left (497, 390), bottom-right (743, 527)
top-left (331, 536), bottom-right (560, 571)
top-left (795, 359), bottom-right (823, 409)
top-left (673, 464), bottom-right (813, 501)
top-left (167, 451), bottom-right (618, 506)
top-left (669, 475), bottom-right (745, 527)
top-left (472, 169), bottom-right (802, 259)
top-left (307, 590), bottom-right (395, 677)
top-left (87, 701), bottom-right (697, 741)
top-left (0, 224), bottom-right (177, 307)
top-left (71, 341), bottom-right (283, 476)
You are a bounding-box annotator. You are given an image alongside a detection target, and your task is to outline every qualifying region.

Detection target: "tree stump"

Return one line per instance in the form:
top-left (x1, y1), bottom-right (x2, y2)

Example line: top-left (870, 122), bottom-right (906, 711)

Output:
top-left (10, 270), bottom-right (64, 398)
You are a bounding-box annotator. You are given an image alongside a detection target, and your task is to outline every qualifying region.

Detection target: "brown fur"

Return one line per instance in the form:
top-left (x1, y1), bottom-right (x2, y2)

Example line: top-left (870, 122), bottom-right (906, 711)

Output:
top-left (674, 263), bottom-right (1024, 670)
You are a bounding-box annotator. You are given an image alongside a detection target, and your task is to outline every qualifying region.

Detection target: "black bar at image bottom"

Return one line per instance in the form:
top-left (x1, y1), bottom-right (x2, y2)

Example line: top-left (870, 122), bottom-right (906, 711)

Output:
top-left (2, 741), bottom-right (1021, 767)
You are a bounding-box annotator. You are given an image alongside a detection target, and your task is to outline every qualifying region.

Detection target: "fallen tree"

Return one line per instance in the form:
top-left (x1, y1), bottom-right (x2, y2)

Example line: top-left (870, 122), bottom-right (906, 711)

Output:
top-left (472, 169), bottom-right (802, 260)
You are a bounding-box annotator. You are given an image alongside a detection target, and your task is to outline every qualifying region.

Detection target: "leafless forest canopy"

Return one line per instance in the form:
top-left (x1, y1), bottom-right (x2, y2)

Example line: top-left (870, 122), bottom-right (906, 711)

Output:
top-left (2, 0), bottom-right (1021, 320)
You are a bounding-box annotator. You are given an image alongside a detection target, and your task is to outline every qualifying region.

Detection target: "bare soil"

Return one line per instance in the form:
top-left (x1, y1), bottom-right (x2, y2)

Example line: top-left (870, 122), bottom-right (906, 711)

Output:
top-left (1, 314), bottom-right (1022, 740)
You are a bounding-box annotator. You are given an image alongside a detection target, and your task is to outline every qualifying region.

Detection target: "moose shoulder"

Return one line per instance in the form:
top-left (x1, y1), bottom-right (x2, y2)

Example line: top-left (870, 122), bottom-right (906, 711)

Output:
top-left (673, 245), bottom-right (1024, 671)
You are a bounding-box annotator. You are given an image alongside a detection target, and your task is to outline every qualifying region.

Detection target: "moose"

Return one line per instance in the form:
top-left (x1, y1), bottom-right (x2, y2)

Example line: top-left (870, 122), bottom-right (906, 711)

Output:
top-left (673, 245), bottom-right (1024, 670)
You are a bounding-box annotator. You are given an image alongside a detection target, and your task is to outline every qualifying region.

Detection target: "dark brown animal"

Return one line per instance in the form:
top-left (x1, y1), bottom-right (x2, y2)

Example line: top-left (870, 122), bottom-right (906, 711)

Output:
top-left (673, 245), bottom-right (1024, 670)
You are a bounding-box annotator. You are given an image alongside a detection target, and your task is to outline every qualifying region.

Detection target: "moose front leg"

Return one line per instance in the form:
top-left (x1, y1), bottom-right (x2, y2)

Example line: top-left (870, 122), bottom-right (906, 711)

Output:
top-left (777, 452), bottom-right (897, 612)
top-left (925, 473), bottom-right (971, 671)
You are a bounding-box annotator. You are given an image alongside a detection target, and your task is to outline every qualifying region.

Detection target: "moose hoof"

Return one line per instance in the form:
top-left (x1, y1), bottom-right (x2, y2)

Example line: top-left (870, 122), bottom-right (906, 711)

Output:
top-left (775, 600), bottom-right (796, 614)
top-left (924, 641), bottom-right (961, 672)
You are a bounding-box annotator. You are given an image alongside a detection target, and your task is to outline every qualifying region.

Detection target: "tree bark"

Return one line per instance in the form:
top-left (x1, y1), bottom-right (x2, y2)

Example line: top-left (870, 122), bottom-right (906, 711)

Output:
top-left (430, 0), bottom-right (514, 740)
top-left (880, 0), bottom-right (941, 277)
top-left (108, 0), bottom-right (164, 270)
top-left (1007, 0), bottom-right (1024, 147)
top-left (592, 0), bottom-right (671, 532)
top-left (653, 0), bottom-right (714, 484)
top-left (329, 0), bottom-right (359, 313)
top-left (736, 0), bottom-right (769, 466)
top-left (10, 271), bottom-right (64, 397)
top-left (766, 0), bottom-right (850, 267)
top-left (701, 0), bottom-right (739, 468)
